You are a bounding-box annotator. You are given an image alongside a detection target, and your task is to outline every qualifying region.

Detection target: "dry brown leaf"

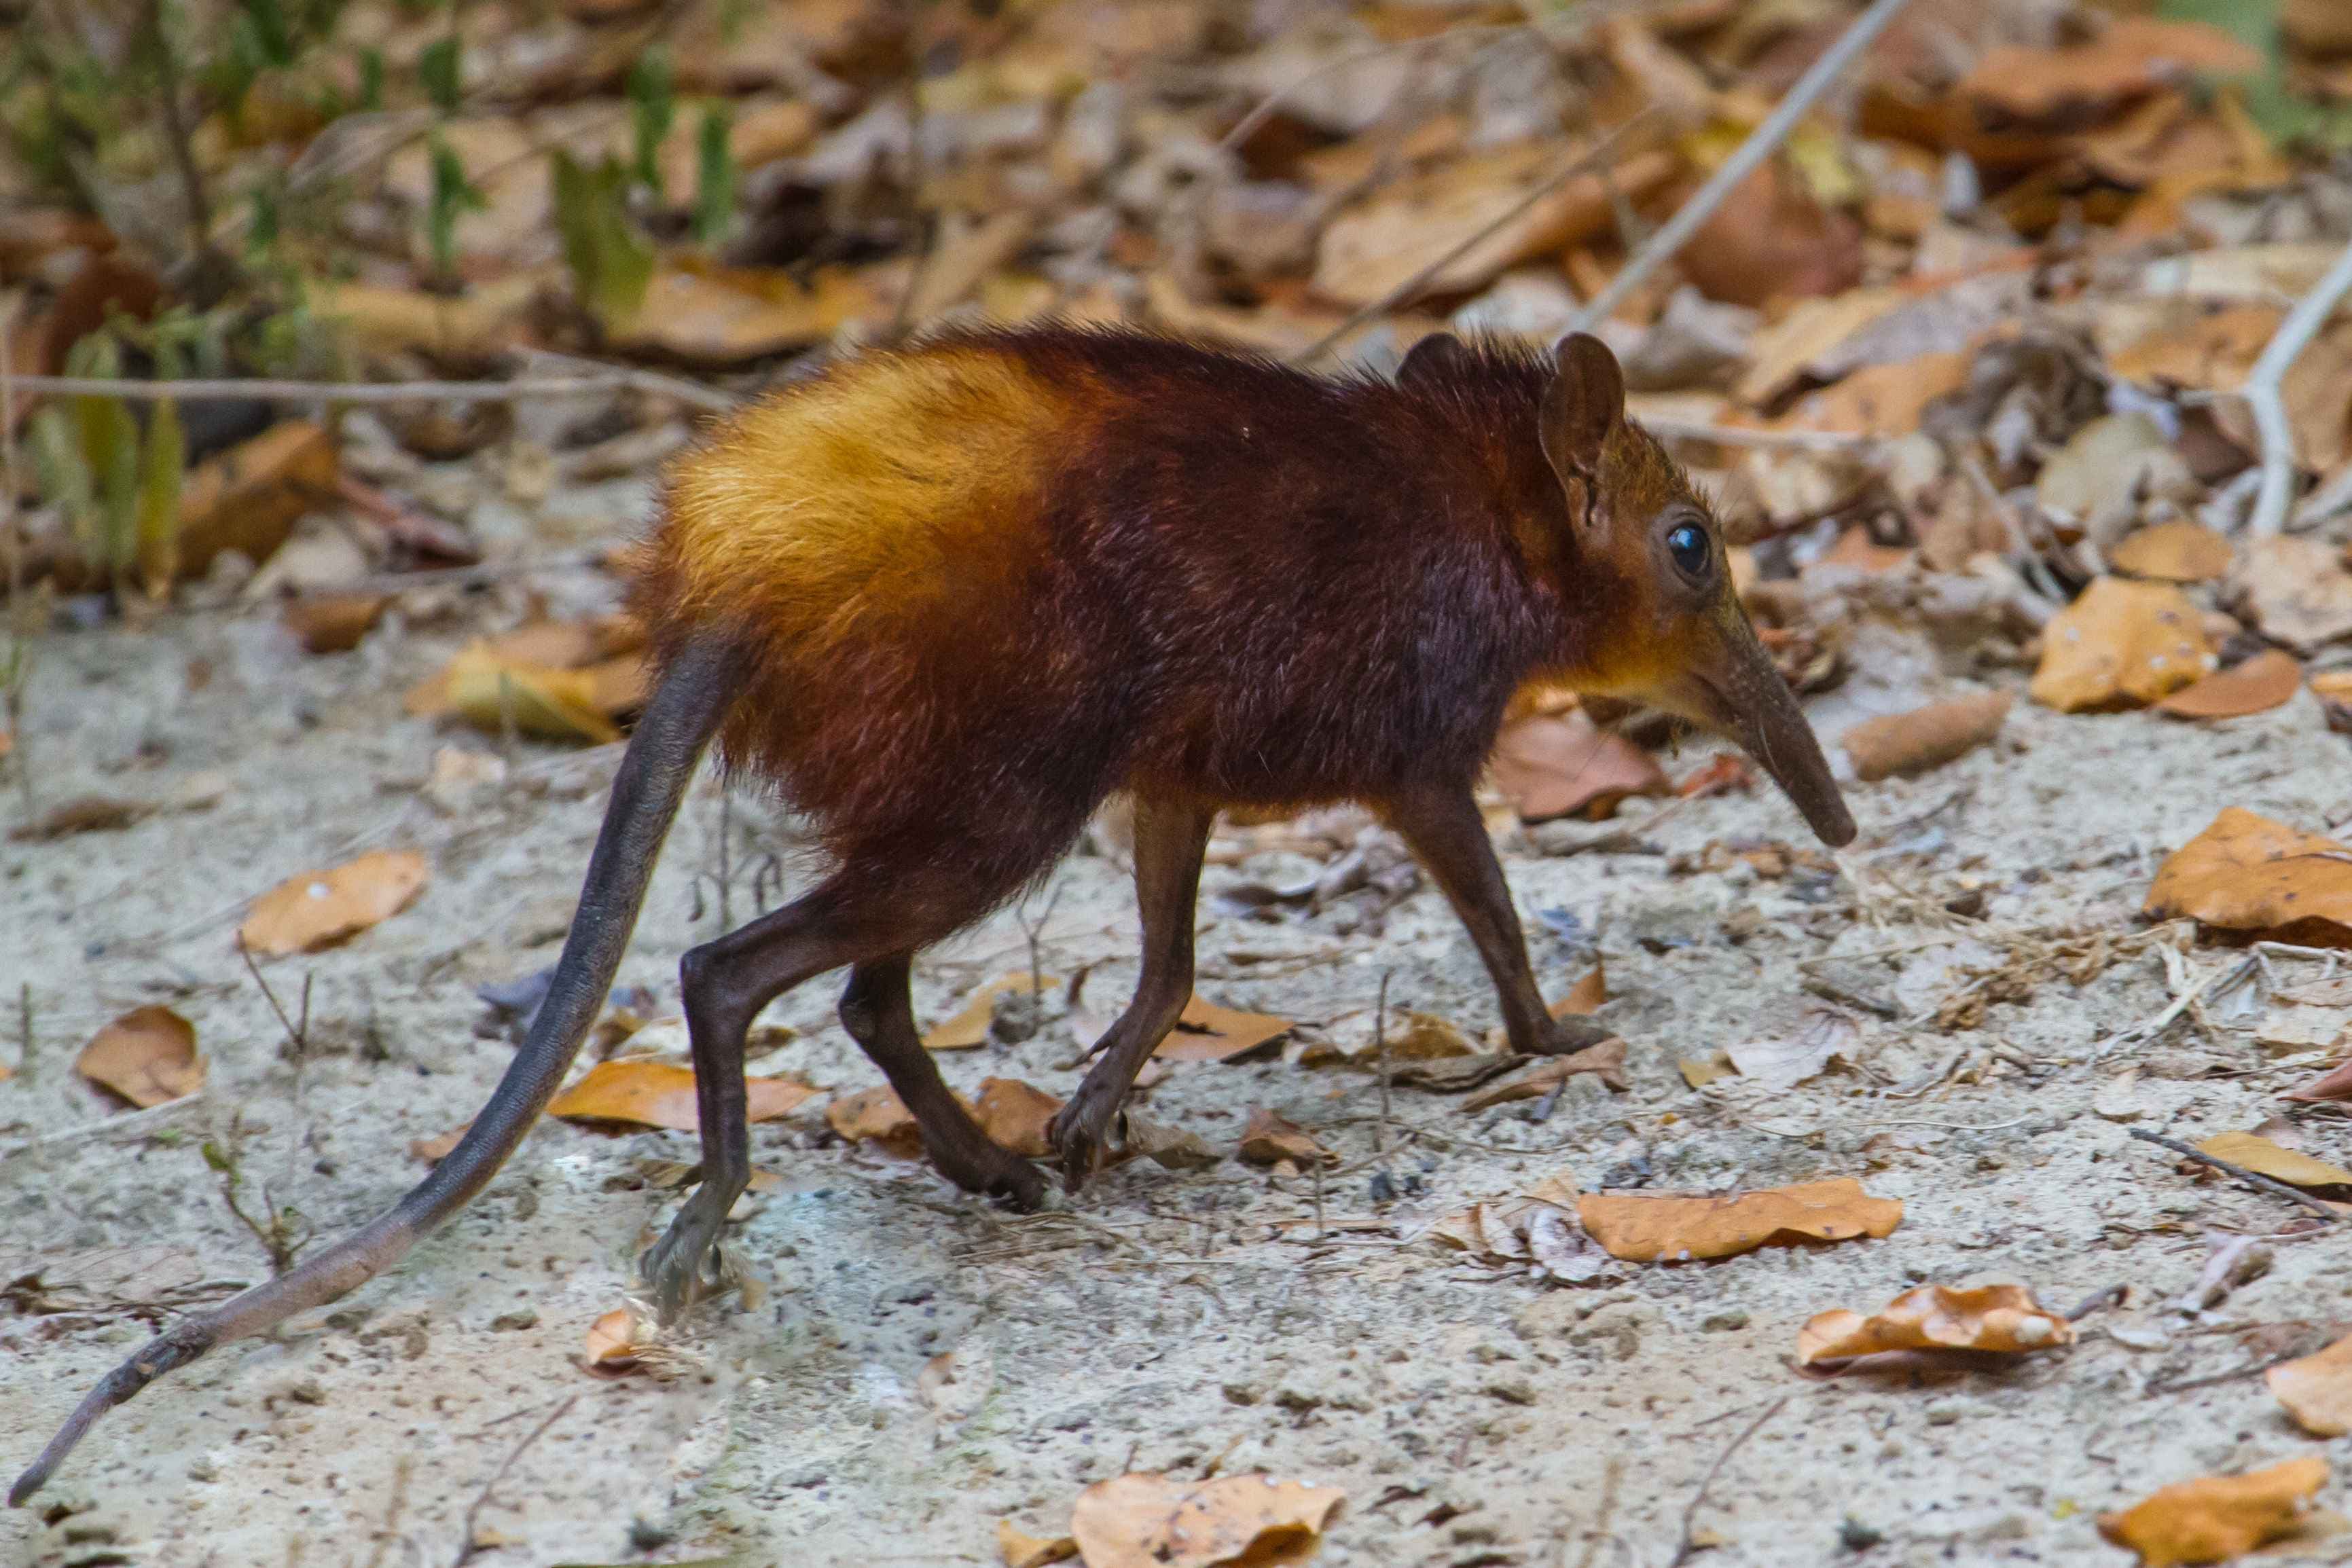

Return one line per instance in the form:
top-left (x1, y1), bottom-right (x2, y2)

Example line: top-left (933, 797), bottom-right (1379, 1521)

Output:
top-left (2156, 651), bottom-right (2302, 720)
top-left (2097, 1457), bottom-right (2328, 1568)
top-left (610, 265), bottom-right (881, 365)
top-left (583, 1306), bottom-right (646, 1370)
top-left (2231, 536), bottom-right (2352, 655)
top-left (973, 1077), bottom-right (1062, 1158)
top-left (2109, 520), bottom-right (2237, 583)
top-left (997, 1519), bottom-right (1079, 1568)
top-left (1726, 1011), bottom-right (1858, 1093)
top-left (2195, 1131), bottom-right (2352, 1188)
top-left (8, 795), bottom-right (156, 842)
top-left (1431, 1174), bottom-right (1618, 1283)
top-left (1238, 1108), bottom-right (1336, 1168)
top-left (1489, 711), bottom-right (1669, 822)
top-left (1553, 961), bottom-right (1606, 1018)
top-left (1119, 1113), bottom-right (1223, 1171)
top-left (1841, 691), bottom-right (2012, 782)
top-left (1735, 287), bottom-right (1904, 407)
top-left (1385, 1011), bottom-right (1480, 1061)
top-left (313, 276), bottom-right (540, 359)
top-left (239, 849), bottom-right (429, 956)
top-left (283, 592), bottom-right (390, 655)
top-left (2029, 578), bottom-right (2212, 712)
top-left (409, 1123), bottom-right (469, 1163)
top-left (76, 1006), bottom-right (202, 1108)
top-left (1956, 18), bottom-right (2260, 126)
top-left (1157, 998), bottom-right (1293, 1062)
top-left (2269, 1335), bottom-right (2352, 1437)
top-left (1676, 156), bottom-right (1862, 310)
top-left (547, 1061), bottom-right (815, 1132)
top-left (175, 421), bottom-right (341, 582)
top-left (1796, 1283), bottom-right (2076, 1365)
top-left (1462, 1038), bottom-right (1629, 1111)
top-left (2144, 807), bottom-right (2352, 945)
top-left (1311, 143), bottom-right (1676, 308)
top-left (1679, 1053), bottom-right (1733, 1088)
top-left (1774, 352), bottom-right (1968, 439)
top-left (441, 647), bottom-right (621, 745)
top-left (1578, 1178), bottom-right (1901, 1263)
top-left (826, 1083), bottom-right (975, 1159)
top-left (925, 972), bottom-right (1061, 1051)
top-left (1068, 1472), bottom-right (1344, 1568)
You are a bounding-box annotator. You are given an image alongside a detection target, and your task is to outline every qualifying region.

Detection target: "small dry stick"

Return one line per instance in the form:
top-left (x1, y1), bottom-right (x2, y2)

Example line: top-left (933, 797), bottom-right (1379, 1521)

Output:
top-left (1290, 115), bottom-right (1654, 368)
top-left (1017, 881), bottom-right (1066, 1004)
top-left (452, 1394), bottom-right (580, 1567)
top-left (14, 983), bottom-right (30, 1087)
top-left (2242, 236), bottom-right (2352, 534)
top-left (1, 370), bottom-right (734, 413)
top-left (1568, 1452), bottom-right (1623, 1568)
top-left (2127, 1127), bottom-right (2341, 1224)
top-left (1373, 970), bottom-right (1393, 1156)
top-left (1669, 1396), bottom-right (1788, 1567)
top-left (1570, 0), bottom-right (1919, 331)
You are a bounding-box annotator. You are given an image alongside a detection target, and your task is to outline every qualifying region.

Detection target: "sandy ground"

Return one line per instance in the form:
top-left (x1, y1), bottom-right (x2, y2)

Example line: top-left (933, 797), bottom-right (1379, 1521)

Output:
top-left (7, 546), bottom-right (2352, 1568)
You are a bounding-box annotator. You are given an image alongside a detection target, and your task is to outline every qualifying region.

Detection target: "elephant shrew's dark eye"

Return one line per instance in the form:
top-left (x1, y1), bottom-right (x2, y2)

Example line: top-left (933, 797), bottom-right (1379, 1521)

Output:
top-left (1666, 521), bottom-right (1709, 581)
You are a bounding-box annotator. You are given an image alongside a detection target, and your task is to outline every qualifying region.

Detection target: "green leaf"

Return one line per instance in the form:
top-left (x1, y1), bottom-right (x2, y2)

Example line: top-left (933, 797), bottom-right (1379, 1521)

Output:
top-left (426, 130), bottom-right (486, 279)
top-left (357, 47), bottom-right (384, 111)
top-left (28, 407), bottom-right (96, 560)
top-left (420, 34), bottom-right (461, 115)
top-left (626, 46), bottom-right (674, 197)
top-left (136, 399), bottom-right (186, 590)
top-left (692, 102), bottom-right (736, 246)
top-left (552, 149), bottom-right (655, 327)
top-left (242, 0), bottom-right (295, 67)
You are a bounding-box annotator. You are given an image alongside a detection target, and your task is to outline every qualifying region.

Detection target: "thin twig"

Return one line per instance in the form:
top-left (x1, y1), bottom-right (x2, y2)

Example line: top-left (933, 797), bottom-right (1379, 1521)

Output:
top-left (1290, 115), bottom-right (1654, 367)
top-left (1639, 416), bottom-right (1886, 452)
top-left (0, 1091), bottom-right (207, 1158)
top-left (1, 370), bottom-right (734, 412)
top-left (1669, 1396), bottom-right (1788, 1567)
top-left (1570, 0), bottom-right (1919, 331)
top-left (1218, 24), bottom-right (1532, 160)
top-left (452, 1394), bottom-right (580, 1567)
top-left (1373, 970), bottom-right (1393, 1156)
top-left (2242, 236), bottom-right (2352, 534)
top-left (2127, 1127), bottom-right (2341, 1224)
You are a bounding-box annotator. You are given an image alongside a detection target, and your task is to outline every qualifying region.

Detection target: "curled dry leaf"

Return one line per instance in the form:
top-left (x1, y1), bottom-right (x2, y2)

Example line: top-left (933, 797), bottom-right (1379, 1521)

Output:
top-left (2029, 578), bottom-right (2212, 713)
top-left (1158, 998), bottom-right (1294, 1063)
top-left (583, 1306), bottom-right (647, 1370)
top-left (77, 1006), bottom-right (203, 1108)
top-left (1489, 712), bottom-right (1669, 822)
top-left (998, 1520), bottom-right (1079, 1568)
top-left (409, 1123), bottom-right (469, 1163)
top-left (283, 591), bottom-right (390, 655)
top-left (2230, 536), bottom-right (2352, 655)
top-left (925, 972), bottom-right (1060, 1051)
top-left (2156, 651), bottom-right (2302, 721)
top-left (1432, 1175), bottom-right (1618, 1286)
top-left (1796, 1283), bottom-right (2076, 1366)
top-left (2268, 1334), bottom-right (2352, 1438)
top-left (1726, 1010), bottom-right (1858, 1093)
top-left (175, 420), bottom-right (342, 582)
top-left (2194, 1131), bottom-right (2352, 1188)
top-left (1068, 1472), bottom-right (1344, 1568)
top-left (973, 1077), bottom-right (1062, 1158)
top-left (2144, 807), bottom-right (2352, 946)
top-left (547, 1061), bottom-right (815, 1132)
top-left (441, 648), bottom-right (621, 746)
top-left (1841, 691), bottom-right (2012, 782)
top-left (239, 849), bottom-right (429, 956)
top-left (7, 795), bottom-right (156, 842)
top-left (1384, 1012), bottom-right (1480, 1061)
top-left (1121, 1114), bottom-right (1222, 1172)
top-left (1955, 18), bottom-right (2260, 126)
top-left (2110, 520), bottom-right (2235, 584)
top-left (826, 1084), bottom-right (942, 1159)
top-left (1461, 1038), bottom-right (1628, 1111)
top-left (1578, 1178), bottom-right (1901, 1264)
top-left (2097, 1457), bottom-right (2328, 1568)
top-left (1239, 1108), bottom-right (1335, 1168)
top-left (1555, 961), bottom-right (1606, 1019)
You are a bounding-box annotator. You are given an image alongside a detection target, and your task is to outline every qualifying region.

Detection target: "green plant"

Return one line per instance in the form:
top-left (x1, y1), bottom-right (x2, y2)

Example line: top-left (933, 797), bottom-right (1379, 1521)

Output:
top-left (627, 46), bottom-right (675, 198)
top-left (693, 101), bottom-right (737, 245)
top-left (426, 129), bottom-right (486, 282)
top-left (27, 327), bottom-right (188, 595)
top-left (554, 149), bottom-right (655, 325)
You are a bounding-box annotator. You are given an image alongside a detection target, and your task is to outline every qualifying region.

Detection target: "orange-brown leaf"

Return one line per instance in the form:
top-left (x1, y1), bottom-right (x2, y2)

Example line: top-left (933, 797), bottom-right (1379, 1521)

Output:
top-left (973, 1077), bottom-right (1062, 1158)
top-left (2097, 1458), bottom-right (2328, 1568)
top-left (2194, 1131), bottom-right (2352, 1188)
top-left (1068, 1472), bottom-right (1345, 1568)
top-left (2268, 1334), bottom-right (2352, 1437)
top-left (1578, 1178), bottom-right (1901, 1263)
top-left (76, 1006), bottom-right (203, 1108)
top-left (1489, 711), bottom-right (1669, 822)
top-left (924, 972), bottom-right (1060, 1051)
top-left (283, 592), bottom-right (391, 654)
top-left (239, 849), bottom-right (429, 956)
top-left (1156, 997), bottom-right (1294, 1062)
top-left (2155, 650), bottom-right (2302, 720)
top-left (548, 1061), bottom-right (814, 1131)
top-left (2029, 578), bottom-right (2212, 712)
top-left (2109, 519), bottom-right (2236, 583)
top-left (583, 1306), bottom-right (646, 1370)
top-left (997, 1519), bottom-right (1079, 1568)
top-left (1841, 691), bottom-right (2012, 782)
top-left (1553, 961), bottom-right (1607, 1018)
top-left (2144, 807), bottom-right (2352, 945)
top-left (1956, 19), bottom-right (2260, 126)
top-left (1462, 1038), bottom-right (1629, 1111)
top-left (1238, 1108), bottom-right (1335, 1167)
top-left (1796, 1283), bottom-right (2076, 1365)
